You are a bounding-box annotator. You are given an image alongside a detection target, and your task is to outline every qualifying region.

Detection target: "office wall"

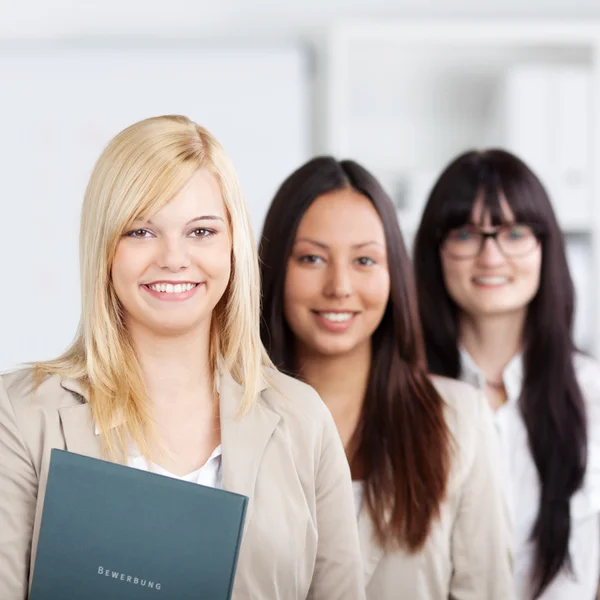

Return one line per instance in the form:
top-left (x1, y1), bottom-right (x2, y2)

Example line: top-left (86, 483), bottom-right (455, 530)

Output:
top-left (3, 0), bottom-right (600, 41)
top-left (2, 1), bottom-right (599, 369)
top-left (0, 44), bottom-right (308, 371)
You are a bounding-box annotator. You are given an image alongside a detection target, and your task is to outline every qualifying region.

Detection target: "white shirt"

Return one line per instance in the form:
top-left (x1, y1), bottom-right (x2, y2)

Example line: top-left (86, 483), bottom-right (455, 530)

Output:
top-left (352, 480), bottom-right (363, 518)
top-left (92, 422), bottom-right (223, 487)
top-left (127, 444), bottom-right (222, 487)
top-left (94, 373), bottom-right (223, 487)
top-left (93, 379), bottom-right (223, 488)
top-left (460, 349), bottom-right (600, 600)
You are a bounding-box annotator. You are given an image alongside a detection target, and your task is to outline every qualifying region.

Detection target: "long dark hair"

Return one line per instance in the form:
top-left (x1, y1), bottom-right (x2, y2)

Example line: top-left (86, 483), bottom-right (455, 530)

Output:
top-left (259, 156), bottom-right (451, 551)
top-left (413, 149), bottom-right (588, 597)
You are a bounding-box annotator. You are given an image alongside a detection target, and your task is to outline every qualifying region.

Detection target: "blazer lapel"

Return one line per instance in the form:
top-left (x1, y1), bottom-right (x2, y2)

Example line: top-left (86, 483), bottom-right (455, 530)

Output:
top-left (358, 506), bottom-right (385, 585)
top-left (219, 370), bottom-right (280, 532)
top-left (58, 371), bottom-right (281, 515)
top-left (58, 379), bottom-right (102, 459)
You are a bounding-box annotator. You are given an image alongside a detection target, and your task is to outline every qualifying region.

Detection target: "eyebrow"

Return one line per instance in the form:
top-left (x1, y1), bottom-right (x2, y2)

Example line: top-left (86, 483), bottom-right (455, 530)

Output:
top-left (143, 215), bottom-right (225, 226)
top-left (294, 237), bottom-right (385, 249)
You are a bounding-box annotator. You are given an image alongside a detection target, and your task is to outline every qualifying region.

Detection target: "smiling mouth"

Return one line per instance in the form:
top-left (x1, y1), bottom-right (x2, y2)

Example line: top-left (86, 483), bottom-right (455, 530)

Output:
top-left (472, 276), bottom-right (510, 286)
top-left (312, 311), bottom-right (357, 323)
top-left (142, 282), bottom-right (200, 294)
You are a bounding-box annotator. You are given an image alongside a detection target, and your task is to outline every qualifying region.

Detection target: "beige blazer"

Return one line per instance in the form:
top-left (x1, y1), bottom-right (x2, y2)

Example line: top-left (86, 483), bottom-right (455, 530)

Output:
top-left (359, 376), bottom-right (515, 600)
top-left (0, 366), bottom-right (366, 600)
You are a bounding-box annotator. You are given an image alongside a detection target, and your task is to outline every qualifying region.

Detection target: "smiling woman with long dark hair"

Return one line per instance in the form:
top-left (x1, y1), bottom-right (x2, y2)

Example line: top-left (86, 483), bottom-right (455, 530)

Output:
top-left (259, 156), bottom-right (514, 600)
top-left (413, 148), bottom-right (600, 600)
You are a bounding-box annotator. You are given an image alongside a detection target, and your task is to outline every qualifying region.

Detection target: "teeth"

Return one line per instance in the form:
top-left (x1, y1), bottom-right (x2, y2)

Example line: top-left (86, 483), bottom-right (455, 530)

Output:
top-left (320, 312), bottom-right (354, 322)
top-left (148, 283), bottom-right (197, 293)
top-left (474, 277), bottom-right (509, 285)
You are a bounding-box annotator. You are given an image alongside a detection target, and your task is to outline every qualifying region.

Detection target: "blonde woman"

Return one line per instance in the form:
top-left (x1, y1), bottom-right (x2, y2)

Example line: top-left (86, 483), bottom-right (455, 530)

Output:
top-left (0, 116), bottom-right (365, 600)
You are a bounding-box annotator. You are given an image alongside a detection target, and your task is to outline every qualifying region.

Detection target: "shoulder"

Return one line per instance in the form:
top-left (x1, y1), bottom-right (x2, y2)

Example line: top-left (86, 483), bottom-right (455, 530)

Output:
top-left (429, 374), bottom-right (492, 481)
top-left (259, 367), bottom-right (339, 458)
top-left (430, 374), bottom-right (488, 434)
top-left (260, 367), bottom-right (331, 428)
top-left (572, 353), bottom-right (600, 433)
top-left (256, 368), bottom-right (341, 479)
top-left (430, 374), bottom-right (483, 408)
top-left (0, 368), bottom-right (83, 423)
top-left (573, 352), bottom-right (600, 440)
top-left (573, 352), bottom-right (600, 399)
top-left (571, 355), bottom-right (600, 514)
top-left (0, 369), bottom-right (85, 466)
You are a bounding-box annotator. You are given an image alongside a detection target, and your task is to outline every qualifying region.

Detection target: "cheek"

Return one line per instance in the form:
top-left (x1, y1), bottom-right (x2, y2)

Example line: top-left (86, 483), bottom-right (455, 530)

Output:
top-left (441, 254), bottom-right (468, 282)
top-left (283, 265), bottom-right (324, 334)
top-left (284, 265), bottom-right (319, 307)
top-left (363, 271), bottom-right (390, 311)
top-left (212, 253), bottom-right (232, 282)
top-left (518, 251), bottom-right (543, 289)
top-left (111, 244), bottom-right (142, 294)
top-left (193, 242), bottom-right (231, 279)
top-left (440, 255), bottom-right (471, 301)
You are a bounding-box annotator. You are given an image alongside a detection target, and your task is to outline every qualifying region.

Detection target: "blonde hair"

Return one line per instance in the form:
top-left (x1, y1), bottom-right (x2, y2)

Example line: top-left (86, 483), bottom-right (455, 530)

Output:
top-left (34, 115), bottom-right (271, 460)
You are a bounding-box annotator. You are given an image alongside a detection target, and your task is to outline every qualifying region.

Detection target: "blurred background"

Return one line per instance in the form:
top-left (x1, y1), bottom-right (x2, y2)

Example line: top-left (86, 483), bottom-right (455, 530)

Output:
top-left (2, 0), bottom-right (600, 370)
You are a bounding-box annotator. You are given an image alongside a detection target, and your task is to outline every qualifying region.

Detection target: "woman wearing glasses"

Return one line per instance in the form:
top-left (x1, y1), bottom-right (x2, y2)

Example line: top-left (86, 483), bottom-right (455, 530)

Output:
top-left (413, 149), bottom-right (600, 599)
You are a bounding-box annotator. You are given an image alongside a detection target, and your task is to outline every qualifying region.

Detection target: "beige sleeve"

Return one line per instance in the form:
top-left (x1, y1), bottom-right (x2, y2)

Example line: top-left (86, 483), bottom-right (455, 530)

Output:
top-left (450, 393), bottom-right (515, 600)
top-left (307, 402), bottom-right (366, 600)
top-left (0, 376), bottom-right (38, 599)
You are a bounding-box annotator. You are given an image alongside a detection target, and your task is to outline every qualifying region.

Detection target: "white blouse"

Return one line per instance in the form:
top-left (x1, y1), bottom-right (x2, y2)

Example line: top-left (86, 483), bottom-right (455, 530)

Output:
top-left (460, 349), bottom-right (600, 599)
top-left (128, 444), bottom-right (222, 488)
top-left (102, 373), bottom-right (223, 488)
top-left (352, 480), bottom-right (363, 518)
top-left (92, 422), bottom-right (223, 488)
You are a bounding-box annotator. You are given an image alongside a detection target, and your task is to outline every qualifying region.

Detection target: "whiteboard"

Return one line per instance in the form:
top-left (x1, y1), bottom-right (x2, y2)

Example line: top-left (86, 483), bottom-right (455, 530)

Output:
top-left (0, 44), bottom-right (309, 370)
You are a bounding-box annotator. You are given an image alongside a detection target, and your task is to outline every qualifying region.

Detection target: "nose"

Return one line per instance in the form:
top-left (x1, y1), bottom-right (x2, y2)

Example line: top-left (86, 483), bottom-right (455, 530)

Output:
top-left (157, 236), bottom-right (191, 272)
top-left (477, 236), bottom-right (506, 267)
top-left (324, 262), bottom-right (352, 299)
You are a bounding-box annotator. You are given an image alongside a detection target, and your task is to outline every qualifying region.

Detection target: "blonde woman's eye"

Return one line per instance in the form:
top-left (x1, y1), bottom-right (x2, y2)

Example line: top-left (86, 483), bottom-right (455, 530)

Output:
top-left (126, 229), bottom-right (151, 238)
top-left (190, 228), bottom-right (214, 238)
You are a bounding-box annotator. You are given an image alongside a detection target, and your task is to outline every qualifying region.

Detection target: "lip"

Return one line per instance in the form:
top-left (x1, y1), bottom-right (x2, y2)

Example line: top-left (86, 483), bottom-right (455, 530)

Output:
top-left (311, 309), bottom-right (359, 333)
top-left (141, 282), bottom-right (204, 302)
top-left (143, 280), bottom-right (200, 285)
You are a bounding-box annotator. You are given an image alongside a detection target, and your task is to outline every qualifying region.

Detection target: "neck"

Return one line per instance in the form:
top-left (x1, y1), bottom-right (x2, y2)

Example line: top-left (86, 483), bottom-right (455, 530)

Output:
top-left (127, 320), bottom-right (215, 411)
top-left (295, 341), bottom-right (370, 452)
top-left (459, 311), bottom-right (525, 383)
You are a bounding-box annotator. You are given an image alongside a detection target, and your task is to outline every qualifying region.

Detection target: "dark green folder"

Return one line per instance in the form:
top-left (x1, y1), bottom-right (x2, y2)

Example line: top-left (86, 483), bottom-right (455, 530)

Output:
top-left (30, 449), bottom-right (248, 600)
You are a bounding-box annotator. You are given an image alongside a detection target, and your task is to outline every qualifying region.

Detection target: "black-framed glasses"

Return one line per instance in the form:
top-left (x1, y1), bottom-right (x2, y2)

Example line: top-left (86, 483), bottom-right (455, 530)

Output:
top-left (441, 223), bottom-right (541, 259)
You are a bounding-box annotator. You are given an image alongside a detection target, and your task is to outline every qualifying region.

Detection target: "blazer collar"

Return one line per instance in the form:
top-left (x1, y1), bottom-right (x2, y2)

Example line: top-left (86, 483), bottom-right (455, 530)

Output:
top-left (58, 367), bottom-right (271, 402)
top-left (218, 369), bottom-right (279, 532)
top-left (55, 377), bottom-right (99, 458)
top-left (59, 368), bottom-right (271, 422)
top-left (59, 376), bottom-right (90, 401)
top-left (58, 368), bottom-right (279, 533)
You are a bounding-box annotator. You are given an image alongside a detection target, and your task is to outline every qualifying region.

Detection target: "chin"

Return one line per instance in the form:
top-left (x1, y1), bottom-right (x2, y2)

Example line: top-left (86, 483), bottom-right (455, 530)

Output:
top-left (149, 324), bottom-right (197, 337)
top-left (141, 313), bottom-right (208, 336)
top-left (471, 304), bottom-right (526, 318)
top-left (312, 339), bottom-right (359, 358)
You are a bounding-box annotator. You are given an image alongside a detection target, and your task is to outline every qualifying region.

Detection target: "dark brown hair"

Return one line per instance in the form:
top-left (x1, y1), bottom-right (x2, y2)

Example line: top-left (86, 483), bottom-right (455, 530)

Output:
top-left (413, 149), bottom-right (587, 597)
top-left (259, 156), bottom-right (451, 551)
